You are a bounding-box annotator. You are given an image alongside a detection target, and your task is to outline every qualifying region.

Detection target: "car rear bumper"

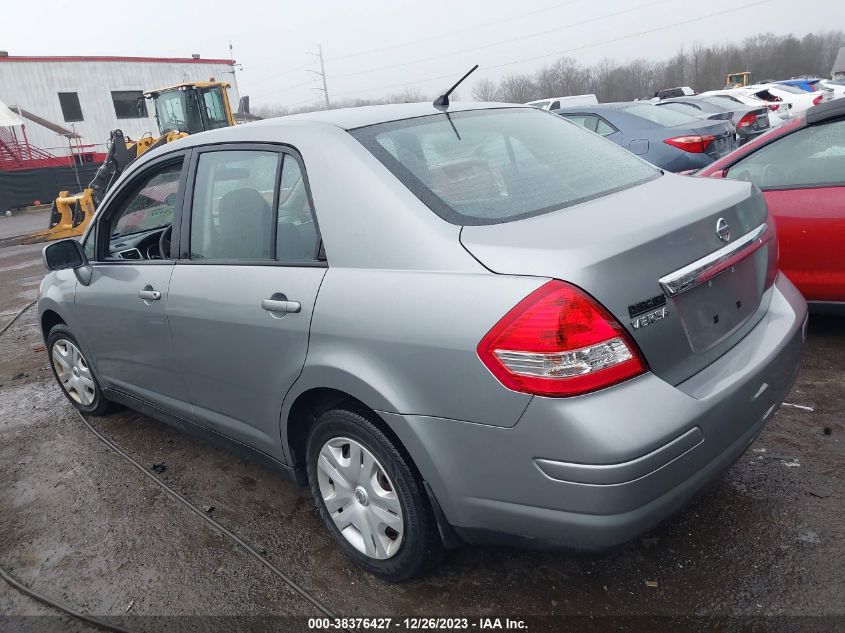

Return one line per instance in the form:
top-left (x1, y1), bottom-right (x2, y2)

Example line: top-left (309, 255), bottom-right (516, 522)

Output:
top-left (384, 274), bottom-right (807, 548)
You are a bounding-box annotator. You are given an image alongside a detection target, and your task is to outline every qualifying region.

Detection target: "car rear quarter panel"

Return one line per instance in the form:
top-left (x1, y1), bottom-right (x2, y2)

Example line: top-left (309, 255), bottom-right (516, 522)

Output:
top-left (290, 269), bottom-right (544, 429)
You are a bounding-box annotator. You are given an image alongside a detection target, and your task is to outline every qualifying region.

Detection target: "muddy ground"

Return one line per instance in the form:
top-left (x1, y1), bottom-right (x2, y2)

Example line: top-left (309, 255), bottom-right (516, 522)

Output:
top-left (0, 229), bottom-right (842, 632)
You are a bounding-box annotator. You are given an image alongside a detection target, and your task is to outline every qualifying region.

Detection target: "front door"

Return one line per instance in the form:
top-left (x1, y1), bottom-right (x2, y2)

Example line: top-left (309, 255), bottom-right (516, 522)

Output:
top-left (74, 153), bottom-right (192, 413)
top-left (167, 145), bottom-right (325, 459)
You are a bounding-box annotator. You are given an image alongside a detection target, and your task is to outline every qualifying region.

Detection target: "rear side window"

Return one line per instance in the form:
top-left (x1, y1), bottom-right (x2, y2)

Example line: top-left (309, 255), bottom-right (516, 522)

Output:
top-left (561, 114), bottom-right (599, 132)
top-left (190, 150), bottom-right (280, 260)
top-left (623, 104), bottom-right (699, 127)
top-left (351, 108), bottom-right (658, 225)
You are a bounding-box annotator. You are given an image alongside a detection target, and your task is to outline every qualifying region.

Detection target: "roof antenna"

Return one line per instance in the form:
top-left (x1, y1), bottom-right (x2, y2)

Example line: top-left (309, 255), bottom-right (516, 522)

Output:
top-left (433, 65), bottom-right (479, 108)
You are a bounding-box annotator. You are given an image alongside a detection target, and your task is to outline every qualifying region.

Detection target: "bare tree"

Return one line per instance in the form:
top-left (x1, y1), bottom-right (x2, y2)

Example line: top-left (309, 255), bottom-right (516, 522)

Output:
top-left (497, 73), bottom-right (538, 103)
top-left (472, 77), bottom-right (500, 101)
top-left (254, 30), bottom-right (845, 116)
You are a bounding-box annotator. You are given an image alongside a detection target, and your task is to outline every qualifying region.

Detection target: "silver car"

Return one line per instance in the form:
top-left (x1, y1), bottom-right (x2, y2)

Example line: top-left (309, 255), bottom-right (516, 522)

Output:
top-left (39, 103), bottom-right (807, 581)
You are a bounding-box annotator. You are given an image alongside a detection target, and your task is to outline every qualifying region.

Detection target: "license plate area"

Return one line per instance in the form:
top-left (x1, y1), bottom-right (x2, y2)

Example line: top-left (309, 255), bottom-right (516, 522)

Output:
top-left (672, 250), bottom-right (765, 353)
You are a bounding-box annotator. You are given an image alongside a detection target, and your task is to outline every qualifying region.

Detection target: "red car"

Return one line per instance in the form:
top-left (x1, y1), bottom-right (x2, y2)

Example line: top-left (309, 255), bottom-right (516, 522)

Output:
top-left (697, 98), bottom-right (845, 311)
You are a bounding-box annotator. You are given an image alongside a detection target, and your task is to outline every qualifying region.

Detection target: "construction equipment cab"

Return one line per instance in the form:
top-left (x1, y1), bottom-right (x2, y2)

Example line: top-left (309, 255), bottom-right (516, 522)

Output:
top-left (29, 81), bottom-right (235, 244)
top-left (149, 82), bottom-right (236, 136)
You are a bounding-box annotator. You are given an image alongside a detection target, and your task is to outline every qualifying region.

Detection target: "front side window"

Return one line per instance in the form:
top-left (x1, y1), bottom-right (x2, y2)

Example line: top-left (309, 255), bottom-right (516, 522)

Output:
top-left (112, 90), bottom-right (148, 119)
top-left (352, 108), bottom-right (658, 225)
top-left (727, 120), bottom-right (845, 189)
top-left (102, 160), bottom-right (184, 257)
top-left (190, 150), bottom-right (280, 260)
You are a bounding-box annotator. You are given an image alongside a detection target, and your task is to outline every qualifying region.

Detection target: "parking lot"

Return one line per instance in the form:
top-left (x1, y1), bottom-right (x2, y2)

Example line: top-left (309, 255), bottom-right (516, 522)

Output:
top-left (0, 214), bottom-right (842, 630)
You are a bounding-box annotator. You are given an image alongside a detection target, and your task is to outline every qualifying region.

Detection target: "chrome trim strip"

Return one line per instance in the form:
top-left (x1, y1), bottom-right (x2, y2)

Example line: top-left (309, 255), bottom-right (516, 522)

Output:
top-left (659, 223), bottom-right (771, 297)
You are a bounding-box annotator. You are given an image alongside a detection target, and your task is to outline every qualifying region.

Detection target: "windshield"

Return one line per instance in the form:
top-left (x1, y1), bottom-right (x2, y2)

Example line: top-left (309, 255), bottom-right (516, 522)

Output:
top-left (350, 108), bottom-right (658, 226)
top-left (154, 90), bottom-right (204, 134)
top-left (623, 104), bottom-right (700, 127)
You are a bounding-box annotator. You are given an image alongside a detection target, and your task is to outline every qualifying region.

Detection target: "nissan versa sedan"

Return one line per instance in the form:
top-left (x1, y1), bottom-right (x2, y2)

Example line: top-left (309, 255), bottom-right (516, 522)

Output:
top-left (38, 102), bottom-right (807, 581)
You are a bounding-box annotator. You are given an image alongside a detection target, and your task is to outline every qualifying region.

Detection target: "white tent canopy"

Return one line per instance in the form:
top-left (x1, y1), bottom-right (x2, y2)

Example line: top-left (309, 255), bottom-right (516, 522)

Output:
top-left (0, 98), bottom-right (24, 127)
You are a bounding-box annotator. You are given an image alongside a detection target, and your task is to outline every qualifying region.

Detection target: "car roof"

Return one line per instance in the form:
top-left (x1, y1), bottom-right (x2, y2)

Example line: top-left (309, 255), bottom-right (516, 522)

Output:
top-left (250, 101), bottom-right (521, 131)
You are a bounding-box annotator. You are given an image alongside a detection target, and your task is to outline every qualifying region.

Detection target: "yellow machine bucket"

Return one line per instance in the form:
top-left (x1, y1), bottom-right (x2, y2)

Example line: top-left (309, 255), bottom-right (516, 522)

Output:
top-left (20, 190), bottom-right (95, 244)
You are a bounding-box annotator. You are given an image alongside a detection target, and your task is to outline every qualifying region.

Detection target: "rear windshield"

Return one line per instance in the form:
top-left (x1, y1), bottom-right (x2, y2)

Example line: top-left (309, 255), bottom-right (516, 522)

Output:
top-left (703, 95), bottom-right (744, 108)
top-left (657, 102), bottom-right (704, 116)
top-left (350, 108), bottom-right (658, 225)
top-left (774, 84), bottom-right (806, 94)
top-left (622, 104), bottom-right (700, 127)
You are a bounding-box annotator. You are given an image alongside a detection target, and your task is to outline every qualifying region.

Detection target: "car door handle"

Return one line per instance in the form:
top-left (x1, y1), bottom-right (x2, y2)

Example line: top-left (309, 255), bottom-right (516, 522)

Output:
top-left (138, 289), bottom-right (162, 301)
top-left (261, 298), bottom-right (301, 314)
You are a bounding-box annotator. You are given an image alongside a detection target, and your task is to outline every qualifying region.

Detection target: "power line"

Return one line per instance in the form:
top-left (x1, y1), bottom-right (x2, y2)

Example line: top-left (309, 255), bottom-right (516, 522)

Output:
top-left (325, 0), bottom-right (583, 63)
top-left (484, 0), bottom-right (773, 70)
top-left (330, 0), bottom-right (672, 81)
top-left (330, 0), bottom-right (773, 100)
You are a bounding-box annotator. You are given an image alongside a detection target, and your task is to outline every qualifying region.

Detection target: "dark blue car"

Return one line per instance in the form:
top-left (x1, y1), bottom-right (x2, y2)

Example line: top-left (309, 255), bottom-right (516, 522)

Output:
top-left (553, 102), bottom-right (737, 172)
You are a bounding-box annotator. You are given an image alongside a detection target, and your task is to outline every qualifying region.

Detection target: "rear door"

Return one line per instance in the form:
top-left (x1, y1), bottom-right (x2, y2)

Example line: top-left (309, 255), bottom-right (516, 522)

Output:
top-left (167, 144), bottom-right (326, 459)
top-left (725, 118), bottom-right (845, 302)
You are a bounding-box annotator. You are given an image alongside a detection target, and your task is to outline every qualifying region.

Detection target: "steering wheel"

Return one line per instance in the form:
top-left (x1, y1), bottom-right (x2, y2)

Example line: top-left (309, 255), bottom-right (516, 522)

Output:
top-left (158, 225), bottom-right (173, 260)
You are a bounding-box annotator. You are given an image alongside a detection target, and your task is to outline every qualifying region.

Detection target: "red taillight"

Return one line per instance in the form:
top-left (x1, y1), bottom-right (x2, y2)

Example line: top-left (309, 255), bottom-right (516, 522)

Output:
top-left (477, 281), bottom-right (647, 397)
top-left (813, 94), bottom-right (823, 106)
top-left (663, 135), bottom-right (715, 153)
top-left (737, 112), bottom-right (756, 128)
top-left (769, 104), bottom-right (780, 111)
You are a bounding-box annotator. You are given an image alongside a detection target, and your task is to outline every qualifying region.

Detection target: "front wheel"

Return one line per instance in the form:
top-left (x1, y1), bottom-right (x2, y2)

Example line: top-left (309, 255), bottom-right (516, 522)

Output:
top-left (306, 406), bottom-right (443, 581)
top-left (47, 325), bottom-right (112, 416)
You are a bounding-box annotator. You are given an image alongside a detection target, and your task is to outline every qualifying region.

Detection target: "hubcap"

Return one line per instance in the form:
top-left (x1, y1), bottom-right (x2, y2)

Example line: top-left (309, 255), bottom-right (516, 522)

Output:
top-left (317, 437), bottom-right (404, 560)
top-left (51, 339), bottom-right (96, 406)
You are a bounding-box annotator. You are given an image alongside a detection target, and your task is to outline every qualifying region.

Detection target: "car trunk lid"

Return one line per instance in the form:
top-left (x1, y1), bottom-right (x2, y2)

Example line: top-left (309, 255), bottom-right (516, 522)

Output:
top-left (672, 119), bottom-right (736, 159)
top-left (460, 175), bottom-right (777, 386)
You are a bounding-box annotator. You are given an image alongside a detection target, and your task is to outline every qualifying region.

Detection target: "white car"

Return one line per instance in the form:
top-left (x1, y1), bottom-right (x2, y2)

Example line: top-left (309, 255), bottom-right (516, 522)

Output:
top-left (743, 83), bottom-right (831, 115)
top-left (818, 79), bottom-right (845, 100)
top-left (699, 89), bottom-right (792, 128)
top-left (526, 94), bottom-right (598, 110)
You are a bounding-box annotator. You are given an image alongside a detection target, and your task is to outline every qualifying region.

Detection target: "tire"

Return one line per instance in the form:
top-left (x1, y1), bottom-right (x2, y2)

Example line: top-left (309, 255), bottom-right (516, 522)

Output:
top-left (46, 325), bottom-right (112, 416)
top-left (306, 406), bottom-right (443, 581)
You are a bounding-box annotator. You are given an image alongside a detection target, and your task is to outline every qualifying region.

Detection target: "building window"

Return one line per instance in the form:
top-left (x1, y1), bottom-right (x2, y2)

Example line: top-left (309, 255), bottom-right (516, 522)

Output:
top-left (111, 90), bottom-right (148, 119)
top-left (58, 92), bottom-right (83, 122)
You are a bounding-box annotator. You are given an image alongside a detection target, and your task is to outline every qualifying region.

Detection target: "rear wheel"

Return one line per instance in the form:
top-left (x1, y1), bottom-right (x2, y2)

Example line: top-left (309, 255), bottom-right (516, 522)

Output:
top-left (47, 325), bottom-right (111, 416)
top-left (306, 406), bottom-right (442, 581)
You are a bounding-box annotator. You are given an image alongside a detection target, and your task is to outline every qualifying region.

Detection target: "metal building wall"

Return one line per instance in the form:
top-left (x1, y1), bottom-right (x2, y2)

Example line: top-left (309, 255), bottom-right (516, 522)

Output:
top-left (0, 58), bottom-right (240, 158)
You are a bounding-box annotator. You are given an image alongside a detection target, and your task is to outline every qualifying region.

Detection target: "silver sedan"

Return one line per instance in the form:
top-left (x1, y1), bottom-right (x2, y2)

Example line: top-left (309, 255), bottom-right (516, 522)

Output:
top-left (39, 102), bottom-right (806, 580)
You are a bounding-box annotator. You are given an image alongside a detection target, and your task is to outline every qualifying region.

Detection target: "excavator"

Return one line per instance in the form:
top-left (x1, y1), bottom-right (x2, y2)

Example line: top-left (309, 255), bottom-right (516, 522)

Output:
top-left (24, 81), bottom-right (236, 244)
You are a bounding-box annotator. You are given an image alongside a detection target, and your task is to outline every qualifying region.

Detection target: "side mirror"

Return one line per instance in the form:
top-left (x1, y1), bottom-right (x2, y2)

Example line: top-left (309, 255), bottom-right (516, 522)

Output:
top-left (43, 239), bottom-right (87, 271)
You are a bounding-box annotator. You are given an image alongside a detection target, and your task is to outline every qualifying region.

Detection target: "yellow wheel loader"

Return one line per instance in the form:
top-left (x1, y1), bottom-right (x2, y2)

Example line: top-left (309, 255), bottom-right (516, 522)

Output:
top-left (25, 81), bottom-right (236, 244)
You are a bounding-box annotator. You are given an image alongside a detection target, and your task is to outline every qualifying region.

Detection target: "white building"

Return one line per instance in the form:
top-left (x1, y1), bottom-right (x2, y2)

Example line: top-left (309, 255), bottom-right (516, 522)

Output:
top-left (0, 54), bottom-right (240, 160)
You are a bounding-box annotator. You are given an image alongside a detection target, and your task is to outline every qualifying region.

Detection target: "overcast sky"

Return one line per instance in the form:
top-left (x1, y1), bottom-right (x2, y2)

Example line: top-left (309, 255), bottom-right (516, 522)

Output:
top-left (3, 0), bottom-right (843, 107)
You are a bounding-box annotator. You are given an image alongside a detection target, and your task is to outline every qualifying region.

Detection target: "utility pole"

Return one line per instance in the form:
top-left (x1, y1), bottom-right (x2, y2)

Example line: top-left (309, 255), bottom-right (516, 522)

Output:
top-left (306, 45), bottom-right (331, 109)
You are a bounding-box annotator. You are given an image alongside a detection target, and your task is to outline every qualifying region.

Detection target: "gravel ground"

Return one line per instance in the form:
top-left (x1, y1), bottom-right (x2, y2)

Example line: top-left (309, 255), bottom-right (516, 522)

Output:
top-left (0, 244), bottom-right (842, 632)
